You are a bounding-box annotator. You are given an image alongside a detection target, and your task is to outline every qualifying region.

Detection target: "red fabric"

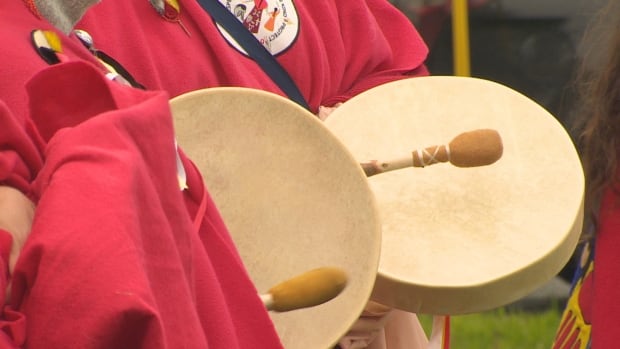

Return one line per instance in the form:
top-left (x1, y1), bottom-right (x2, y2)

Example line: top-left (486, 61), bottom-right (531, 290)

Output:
top-left (0, 228), bottom-right (24, 349)
top-left (591, 187), bottom-right (620, 348)
top-left (78, 0), bottom-right (429, 113)
top-left (0, 2), bottom-right (283, 347)
top-left (0, 229), bottom-right (12, 301)
top-left (0, 61), bottom-right (283, 348)
top-left (0, 101), bottom-right (43, 196)
top-left (0, 230), bottom-right (11, 269)
top-left (0, 2), bottom-right (98, 124)
top-left (0, 0), bottom-right (96, 193)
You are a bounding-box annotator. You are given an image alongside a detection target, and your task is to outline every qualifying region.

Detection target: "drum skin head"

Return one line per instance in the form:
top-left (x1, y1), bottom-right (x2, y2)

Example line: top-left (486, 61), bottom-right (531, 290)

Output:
top-left (171, 88), bottom-right (382, 349)
top-left (325, 76), bottom-right (584, 315)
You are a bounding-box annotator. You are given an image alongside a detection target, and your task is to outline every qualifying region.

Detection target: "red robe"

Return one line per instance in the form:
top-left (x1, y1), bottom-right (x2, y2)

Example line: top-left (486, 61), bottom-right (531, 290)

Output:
top-left (553, 185), bottom-right (620, 348)
top-left (0, 1), bottom-right (283, 348)
top-left (78, 0), bottom-right (429, 113)
top-left (77, 1), bottom-right (431, 347)
top-left (588, 188), bottom-right (620, 348)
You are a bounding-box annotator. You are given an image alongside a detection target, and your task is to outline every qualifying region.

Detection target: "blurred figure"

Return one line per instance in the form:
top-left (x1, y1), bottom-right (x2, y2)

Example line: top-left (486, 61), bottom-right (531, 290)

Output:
top-left (553, 0), bottom-right (620, 348)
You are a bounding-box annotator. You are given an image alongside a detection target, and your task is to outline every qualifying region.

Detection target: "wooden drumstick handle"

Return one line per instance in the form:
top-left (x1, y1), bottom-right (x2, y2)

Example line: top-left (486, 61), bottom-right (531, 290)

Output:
top-left (260, 267), bottom-right (348, 312)
top-left (361, 129), bottom-right (503, 177)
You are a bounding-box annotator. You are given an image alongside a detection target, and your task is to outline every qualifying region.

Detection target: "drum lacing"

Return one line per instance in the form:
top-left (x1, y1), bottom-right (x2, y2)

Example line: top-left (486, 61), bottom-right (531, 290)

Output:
top-left (415, 144), bottom-right (450, 167)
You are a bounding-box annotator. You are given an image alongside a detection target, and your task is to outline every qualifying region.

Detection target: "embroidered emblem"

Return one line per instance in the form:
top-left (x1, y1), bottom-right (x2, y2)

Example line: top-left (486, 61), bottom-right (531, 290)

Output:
top-left (217, 0), bottom-right (299, 55)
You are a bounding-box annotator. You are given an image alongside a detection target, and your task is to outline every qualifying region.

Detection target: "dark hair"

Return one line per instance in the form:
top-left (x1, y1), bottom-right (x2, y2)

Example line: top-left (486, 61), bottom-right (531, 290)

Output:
top-left (572, 0), bottom-right (620, 237)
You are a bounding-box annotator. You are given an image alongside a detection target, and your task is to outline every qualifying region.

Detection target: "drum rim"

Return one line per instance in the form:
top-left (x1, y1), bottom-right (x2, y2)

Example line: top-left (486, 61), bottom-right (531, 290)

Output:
top-left (170, 87), bottom-right (383, 348)
top-left (325, 75), bottom-right (585, 315)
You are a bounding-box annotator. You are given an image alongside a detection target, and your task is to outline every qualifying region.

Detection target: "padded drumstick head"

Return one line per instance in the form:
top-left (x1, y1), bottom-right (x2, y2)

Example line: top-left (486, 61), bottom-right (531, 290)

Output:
top-left (449, 129), bottom-right (503, 167)
top-left (267, 267), bottom-right (348, 312)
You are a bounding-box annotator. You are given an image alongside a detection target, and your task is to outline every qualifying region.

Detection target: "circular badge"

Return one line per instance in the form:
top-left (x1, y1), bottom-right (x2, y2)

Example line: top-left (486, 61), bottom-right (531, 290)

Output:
top-left (217, 0), bottom-right (300, 56)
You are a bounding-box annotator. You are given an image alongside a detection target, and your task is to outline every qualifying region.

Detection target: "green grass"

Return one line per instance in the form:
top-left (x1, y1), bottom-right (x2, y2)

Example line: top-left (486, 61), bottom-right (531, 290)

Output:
top-left (418, 306), bottom-right (562, 349)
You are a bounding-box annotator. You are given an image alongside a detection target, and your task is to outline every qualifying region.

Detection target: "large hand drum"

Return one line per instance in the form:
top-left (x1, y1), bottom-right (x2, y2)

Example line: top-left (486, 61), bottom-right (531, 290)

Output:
top-left (170, 88), bottom-right (381, 349)
top-left (325, 76), bottom-right (584, 315)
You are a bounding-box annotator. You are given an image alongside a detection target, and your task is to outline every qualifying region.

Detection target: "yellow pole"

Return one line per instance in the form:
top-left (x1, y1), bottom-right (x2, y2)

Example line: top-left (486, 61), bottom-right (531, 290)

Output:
top-left (451, 0), bottom-right (471, 77)
top-left (447, 3), bottom-right (470, 343)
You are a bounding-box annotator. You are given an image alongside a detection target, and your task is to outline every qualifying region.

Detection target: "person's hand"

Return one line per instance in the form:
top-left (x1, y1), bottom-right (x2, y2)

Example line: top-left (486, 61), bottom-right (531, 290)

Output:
top-left (338, 301), bottom-right (430, 349)
top-left (338, 301), bottom-right (394, 348)
top-left (317, 103), bottom-right (343, 121)
top-left (0, 186), bottom-right (35, 302)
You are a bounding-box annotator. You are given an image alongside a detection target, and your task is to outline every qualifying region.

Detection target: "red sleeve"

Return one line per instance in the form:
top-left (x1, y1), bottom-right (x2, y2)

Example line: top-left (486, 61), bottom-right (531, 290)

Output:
top-left (0, 101), bottom-right (43, 196)
top-left (0, 229), bottom-right (11, 297)
top-left (0, 229), bottom-right (22, 349)
top-left (321, 0), bottom-right (429, 106)
top-left (6, 60), bottom-right (282, 349)
top-left (591, 188), bottom-right (620, 348)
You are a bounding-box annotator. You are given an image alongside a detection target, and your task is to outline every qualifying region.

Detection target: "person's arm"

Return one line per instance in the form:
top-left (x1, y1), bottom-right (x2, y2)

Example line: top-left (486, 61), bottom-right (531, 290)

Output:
top-left (338, 301), bottom-right (428, 349)
top-left (317, 103), bottom-right (342, 121)
top-left (0, 205), bottom-right (21, 348)
top-left (0, 101), bottom-right (40, 347)
top-left (319, 0), bottom-right (429, 107)
top-left (0, 101), bottom-right (42, 285)
top-left (591, 187), bottom-right (620, 347)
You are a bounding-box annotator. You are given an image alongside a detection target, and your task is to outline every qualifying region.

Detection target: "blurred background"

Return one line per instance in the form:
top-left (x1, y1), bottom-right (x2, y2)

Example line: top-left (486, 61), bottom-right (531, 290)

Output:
top-left (387, 1), bottom-right (608, 347)
top-left (392, 0), bottom-right (607, 129)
